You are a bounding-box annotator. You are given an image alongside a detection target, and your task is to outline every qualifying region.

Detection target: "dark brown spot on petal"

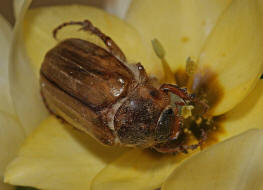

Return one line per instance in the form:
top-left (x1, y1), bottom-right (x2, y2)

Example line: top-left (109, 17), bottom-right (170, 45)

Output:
top-left (174, 68), bottom-right (190, 87)
top-left (173, 67), bottom-right (225, 148)
top-left (190, 68), bottom-right (224, 116)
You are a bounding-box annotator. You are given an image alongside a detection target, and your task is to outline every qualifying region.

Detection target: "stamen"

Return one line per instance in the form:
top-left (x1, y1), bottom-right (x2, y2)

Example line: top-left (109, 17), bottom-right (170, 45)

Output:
top-left (151, 38), bottom-right (165, 58)
top-left (186, 57), bottom-right (198, 76)
top-left (181, 105), bottom-right (194, 119)
top-left (152, 38), bottom-right (175, 83)
top-left (195, 117), bottom-right (202, 125)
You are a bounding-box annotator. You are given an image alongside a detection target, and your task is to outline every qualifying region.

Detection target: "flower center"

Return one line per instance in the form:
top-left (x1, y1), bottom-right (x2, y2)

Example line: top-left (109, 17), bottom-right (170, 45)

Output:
top-left (174, 67), bottom-right (225, 148)
top-left (152, 38), bottom-right (226, 151)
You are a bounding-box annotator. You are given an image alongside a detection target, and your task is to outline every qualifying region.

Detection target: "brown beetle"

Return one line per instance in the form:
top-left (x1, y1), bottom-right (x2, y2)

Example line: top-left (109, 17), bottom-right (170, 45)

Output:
top-left (40, 20), bottom-right (204, 153)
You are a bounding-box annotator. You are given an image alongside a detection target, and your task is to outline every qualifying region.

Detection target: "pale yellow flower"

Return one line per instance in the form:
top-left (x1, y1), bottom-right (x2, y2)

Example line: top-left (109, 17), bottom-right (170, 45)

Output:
top-left (1, 0), bottom-right (263, 190)
top-left (0, 13), bottom-right (24, 190)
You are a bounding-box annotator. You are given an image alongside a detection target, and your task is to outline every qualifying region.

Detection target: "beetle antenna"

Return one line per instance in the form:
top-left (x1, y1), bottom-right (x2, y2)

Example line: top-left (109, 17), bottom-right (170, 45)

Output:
top-left (52, 20), bottom-right (126, 62)
top-left (53, 21), bottom-right (84, 39)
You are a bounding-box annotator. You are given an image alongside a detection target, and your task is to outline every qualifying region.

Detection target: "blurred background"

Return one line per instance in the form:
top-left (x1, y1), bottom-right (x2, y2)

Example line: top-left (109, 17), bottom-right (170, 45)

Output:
top-left (0, 0), bottom-right (131, 25)
top-left (0, 0), bottom-right (15, 24)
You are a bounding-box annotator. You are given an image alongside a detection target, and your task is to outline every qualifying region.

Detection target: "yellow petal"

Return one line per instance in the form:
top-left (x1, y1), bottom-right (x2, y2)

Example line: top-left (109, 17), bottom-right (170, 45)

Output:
top-left (0, 112), bottom-right (24, 189)
top-left (196, 0), bottom-right (263, 115)
top-left (91, 81), bottom-right (262, 190)
top-left (0, 15), bottom-right (15, 115)
top-left (9, 0), bottom-right (48, 135)
top-left (92, 150), bottom-right (197, 190)
top-left (163, 129), bottom-right (263, 190)
top-left (23, 5), bottom-right (160, 77)
top-left (126, 0), bottom-right (232, 72)
top-left (219, 80), bottom-right (263, 141)
top-left (4, 116), bottom-right (126, 190)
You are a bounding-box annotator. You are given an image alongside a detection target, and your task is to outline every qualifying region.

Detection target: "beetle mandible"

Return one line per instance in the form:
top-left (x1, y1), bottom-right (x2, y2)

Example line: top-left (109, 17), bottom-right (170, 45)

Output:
top-left (40, 20), bottom-right (204, 153)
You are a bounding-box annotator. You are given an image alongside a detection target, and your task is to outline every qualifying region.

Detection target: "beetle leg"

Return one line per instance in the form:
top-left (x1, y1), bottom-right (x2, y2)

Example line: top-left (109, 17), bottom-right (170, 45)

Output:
top-left (53, 20), bottom-right (126, 62)
top-left (154, 130), bottom-right (207, 154)
top-left (160, 84), bottom-right (194, 101)
top-left (179, 128), bottom-right (208, 153)
top-left (169, 107), bottom-right (182, 140)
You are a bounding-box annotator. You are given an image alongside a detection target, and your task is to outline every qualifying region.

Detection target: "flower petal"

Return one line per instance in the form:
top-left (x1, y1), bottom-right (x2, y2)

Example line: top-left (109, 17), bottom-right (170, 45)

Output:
top-left (104, 0), bottom-right (132, 19)
top-left (0, 15), bottom-right (15, 115)
top-left (90, 81), bottom-right (263, 190)
top-left (4, 116), bottom-right (126, 190)
top-left (0, 112), bottom-right (24, 189)
top-left (0, 112), bottom-right (24, 175)
top-left (23, 5), bottom-right (159, 77)
top-left (196, 0), bottom-right (263, 115)
top-left (9, 0), bottom-right (48, 135)
top-left (91, 150), bottom-right (197, 190)
top-left (126, 0), bottom-right (232, 72)
top-left (13, 0), bottom-right (26, 19)
top-left (219, 80), bottom-right (263, 141)
top-left (0, 14), bottom-right (25, 190)
top-left (163, 129), bottom-right (263, 190)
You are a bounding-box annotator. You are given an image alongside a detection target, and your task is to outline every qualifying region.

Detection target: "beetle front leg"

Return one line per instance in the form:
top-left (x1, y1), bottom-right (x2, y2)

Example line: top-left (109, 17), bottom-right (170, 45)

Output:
top-left (154, 129), bottom-right (207, 154)
top-left (53, 20), bottom-right (126, 62)
top-left (169, 107), bottom-right (182, 140)
top-left (160, 84), bottom-right (194, 101)
top-left (154, 144), bottom-right (199, 154)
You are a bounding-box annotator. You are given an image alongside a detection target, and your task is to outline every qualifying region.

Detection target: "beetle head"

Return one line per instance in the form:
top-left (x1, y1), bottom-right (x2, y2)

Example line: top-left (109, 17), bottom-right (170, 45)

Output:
top-left (155, 106), bottom-right (181, 143)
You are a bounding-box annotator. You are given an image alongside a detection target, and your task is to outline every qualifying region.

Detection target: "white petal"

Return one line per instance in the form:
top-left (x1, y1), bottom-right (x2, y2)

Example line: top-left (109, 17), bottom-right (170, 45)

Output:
top-left (9, 0), bottom-right (49, 135)
top-left (0, 112), bottom-right (24, 189)
top-left (104, 0), bottom-right (132, 19)
top-left (0, 112), bottom-right (24, 175)
top-left (163, 129), bottom-right (263, 190)
top-left (0, 16), bottom-right (24, 189)
top-left (0, 15), bottom-right (15, 115)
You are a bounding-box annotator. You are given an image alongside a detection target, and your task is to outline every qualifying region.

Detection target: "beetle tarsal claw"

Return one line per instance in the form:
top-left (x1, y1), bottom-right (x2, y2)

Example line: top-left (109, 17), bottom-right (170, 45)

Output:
top-left (181, 105), bottom-right (194, 119)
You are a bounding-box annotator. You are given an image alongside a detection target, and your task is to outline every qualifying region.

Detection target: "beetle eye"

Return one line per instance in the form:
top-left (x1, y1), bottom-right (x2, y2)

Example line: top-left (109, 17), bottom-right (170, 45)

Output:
top-left (150, 89), bottom-right (160, 99)
top-left (155, 107), bottom-right (175, 142)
